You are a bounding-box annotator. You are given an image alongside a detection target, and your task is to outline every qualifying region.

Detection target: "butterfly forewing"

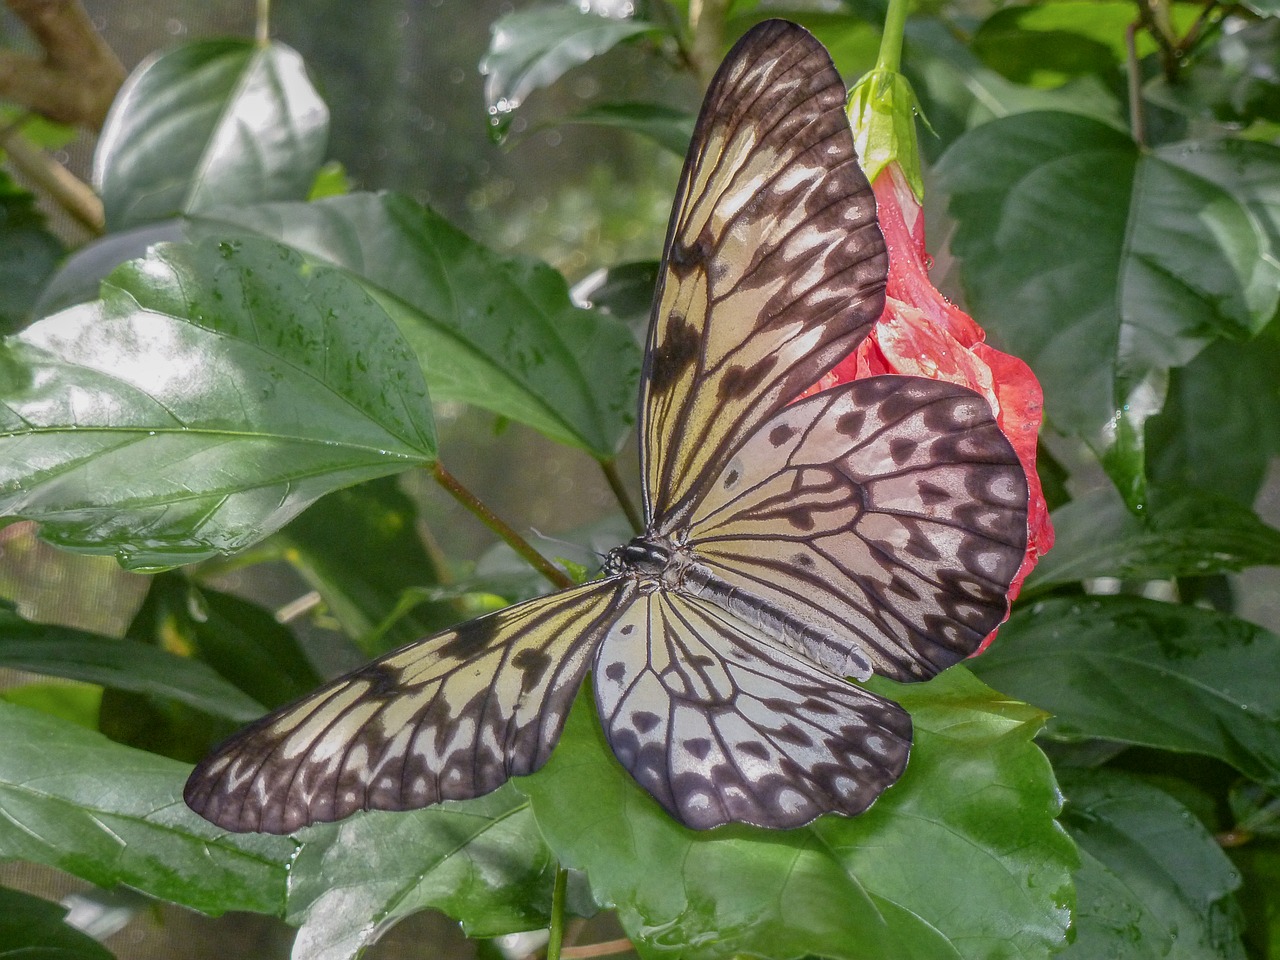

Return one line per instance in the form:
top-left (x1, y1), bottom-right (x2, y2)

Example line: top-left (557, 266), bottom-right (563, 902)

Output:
top-left (686, 376), bottom-right (1029, 682)
top-left (642, 20), bottom-right (887, 527)
top-left (184, 580), bottom-right (627, 833)
top-left (592, 591), bottom-right (912, 829)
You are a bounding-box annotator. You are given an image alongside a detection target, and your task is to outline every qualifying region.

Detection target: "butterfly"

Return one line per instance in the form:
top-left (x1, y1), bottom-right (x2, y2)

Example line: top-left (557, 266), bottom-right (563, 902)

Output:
top-left (184, 19), bottom-right (1029, 833)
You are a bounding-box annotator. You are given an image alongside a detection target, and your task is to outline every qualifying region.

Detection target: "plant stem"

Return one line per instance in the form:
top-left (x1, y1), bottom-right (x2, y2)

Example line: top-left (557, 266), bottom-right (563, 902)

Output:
top-left (688, 0), bottom-right (729, 86)
top-left (876, 0), bottom-right (910, 73)
top-left (0, 119), bottom-right (103, 233)
top-left (256, 0), bottom-right (271, 45)
top-left (432, 462), bottom-right (573, 590)
top-left (600, 459), bottom-right (643, 535)
top-left (1125, 21), bottom-right (1147, 148)
top-left (546, 865), bottom-right (569, 960)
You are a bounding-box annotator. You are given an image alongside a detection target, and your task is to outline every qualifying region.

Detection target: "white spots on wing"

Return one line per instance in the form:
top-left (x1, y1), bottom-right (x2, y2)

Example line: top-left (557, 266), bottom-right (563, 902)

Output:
top-left (987, 472), bottom-right (1024, 504)
top-left (775, 786), bottom-right (808, 815)
top-left (408, 776), bottom-right (429, 802)
top-left (971, 548), bottom-right (1009, 578)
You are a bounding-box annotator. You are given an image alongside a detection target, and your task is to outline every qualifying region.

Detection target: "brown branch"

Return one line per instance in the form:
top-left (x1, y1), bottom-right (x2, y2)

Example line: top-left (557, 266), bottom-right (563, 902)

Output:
top-left (561, 938), bottom-right (636, 959)
top-left (1, 0), bottom-right (125, 130)
top-left (0, 120), bottom-right (103, 231)
top-left (1132, 0), bottom-right (1180, 83)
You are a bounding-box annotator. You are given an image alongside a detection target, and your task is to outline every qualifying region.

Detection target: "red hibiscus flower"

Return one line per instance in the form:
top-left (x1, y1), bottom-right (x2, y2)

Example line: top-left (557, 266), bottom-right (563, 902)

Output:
top-left (811, 157), bottom-right (1053, 652)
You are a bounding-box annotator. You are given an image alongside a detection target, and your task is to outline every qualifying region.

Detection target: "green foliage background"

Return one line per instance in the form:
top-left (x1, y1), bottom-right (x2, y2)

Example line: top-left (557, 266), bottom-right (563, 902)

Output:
top-left (1, 0), bottom-right (1279, 958)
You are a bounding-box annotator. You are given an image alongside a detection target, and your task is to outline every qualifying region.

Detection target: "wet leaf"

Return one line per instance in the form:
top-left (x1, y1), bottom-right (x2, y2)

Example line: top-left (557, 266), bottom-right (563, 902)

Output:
top-left (96, 39), bottom-right (328, 229)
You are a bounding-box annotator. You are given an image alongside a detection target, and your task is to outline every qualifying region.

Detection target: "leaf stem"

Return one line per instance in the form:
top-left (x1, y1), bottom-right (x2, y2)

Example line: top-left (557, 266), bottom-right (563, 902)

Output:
top-left (432, 462), bottom-right (573, 590)
top-left (546, 865), bottom-right (569, 960)
top-left (876, 0), bottom-right (910, 74)
top-left (600, 459), bottom-right (643, 535)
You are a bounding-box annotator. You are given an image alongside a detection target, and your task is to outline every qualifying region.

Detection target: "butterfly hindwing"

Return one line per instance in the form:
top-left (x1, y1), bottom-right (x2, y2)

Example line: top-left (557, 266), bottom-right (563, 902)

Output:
top-left (686, 376), bottom-right (1029, 682)
top-left (184, 580), bottom-right (627, 833)
top-left (642, 20), bottom-right (888, 527)
top-left (593, 591), bottom-right (912, 830)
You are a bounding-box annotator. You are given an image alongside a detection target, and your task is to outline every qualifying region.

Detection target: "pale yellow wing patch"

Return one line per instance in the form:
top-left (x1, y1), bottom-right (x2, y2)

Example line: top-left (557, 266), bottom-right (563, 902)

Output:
top-left (642, 21), bottom-right (887, 528)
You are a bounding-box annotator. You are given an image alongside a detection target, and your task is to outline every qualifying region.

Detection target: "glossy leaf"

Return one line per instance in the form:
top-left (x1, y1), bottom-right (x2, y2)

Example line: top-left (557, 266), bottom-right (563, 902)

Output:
top-left (192, 193), bottom-right (639, 456)
top-left (0, 170), bottom-right (65, 333)
top-left (481, 9), bottom-right (661, 136)
top-left (0, 237), bottom-right (436, 570)
top-left (0, 701), bottom-right (291, 916)
top-left (0, 604), bottom-right (265, 722)
top-left (972, 596), bottom-right (1280, 785)
top-left (1147, 331), bottom-right (1280, 506)
top-left (562, 102), bottom-right (694, 156)
top-left (521, 671), bottom-right (1074, 960)
top-left (95, 39), bottom-right (328, 230)
top-left (0, 886), bottom-right (116, 960)
top-left (1057, 769), bottom-right (1245, 959)
top-left (278, 477), bottom-right (461, 655)
top-left (31, 221), bottom-right (185, 319)
top-left (937, 114), bottom-right (1280, 500)
top-left (1026, 486), bottom-right (1280, 592)
top-left (286, 787), bottom-right (556, 960)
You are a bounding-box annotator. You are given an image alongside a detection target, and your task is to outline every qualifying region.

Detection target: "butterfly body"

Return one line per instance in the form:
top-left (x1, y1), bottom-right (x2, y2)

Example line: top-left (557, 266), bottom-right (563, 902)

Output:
top-left (185, 19), bottom-right (1030, 835)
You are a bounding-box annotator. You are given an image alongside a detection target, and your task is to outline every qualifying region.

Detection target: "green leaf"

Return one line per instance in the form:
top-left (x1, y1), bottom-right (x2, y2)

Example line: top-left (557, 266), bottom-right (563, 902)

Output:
top-left (0, 682), bottom-right (101, 729)
top-left (1026, 486), bottom-right (1280, 592)
top-left (1057, 769), bottom-right (1245, 959)
top-left (971, 1), bottom-right (1200, 88)
top-left (0, 170), bottom-right (65, 333)
top-left (127, 574), bottom-right (323, 710)
top-left (0, 237), bottom-right (436, 570)
top-left (937, 114), bottom-right (1280, 501)
top-left (570, 260), bottom-right (658, 342)
top-left (96, 39), bottom-right (328, 230)
top-left (0, 701), bottom-right (291, 916)
top-left (286, 787), bottom-right (556, 959)
top-left (0, 886), bottom-right (116, 960)
top-left (521, 670), bottom-right (1074, 960)
top-left (1242, 0), bottom-right (1280, 16)
top-left (904, 20), bottom-right (1124, 162)
top-left (277, 477), bottom-right (460, 654)
top-left (0, 603), bottom-right (265, 722)
top-left (971, 596), bottom-right (1280, 785)
top-left (480, 9), bottom-right (662, 137)
top-left (1231, 840), bottom-right (1280, 957)
top-left (561, 102), bottom-right (693, 157)
top-left (193, 193), bottom-right (639, 457)
top-left (1147, 331), bottom-right (1280, 506)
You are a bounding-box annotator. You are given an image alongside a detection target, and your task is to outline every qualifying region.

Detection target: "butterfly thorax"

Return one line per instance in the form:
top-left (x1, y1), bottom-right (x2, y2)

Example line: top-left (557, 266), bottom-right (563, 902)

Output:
top-left (603, 534), bottom-right (691, 589)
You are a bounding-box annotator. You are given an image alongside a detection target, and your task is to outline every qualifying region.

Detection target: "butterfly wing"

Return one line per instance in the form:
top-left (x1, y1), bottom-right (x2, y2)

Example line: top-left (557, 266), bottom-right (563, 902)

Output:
top-left (184, 580), bottom-right (628, 833)
top-left (687, 376), bottom-right (1029, 683)
top-left (642, 20), bottom-right (887, 528)
top-left (593, 590), bottom-right (911, 829)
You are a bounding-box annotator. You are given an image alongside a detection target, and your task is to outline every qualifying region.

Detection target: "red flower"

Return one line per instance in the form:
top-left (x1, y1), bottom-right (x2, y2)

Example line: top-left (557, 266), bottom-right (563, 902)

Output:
top-left (811, 163), bottom-right (1053, 651)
